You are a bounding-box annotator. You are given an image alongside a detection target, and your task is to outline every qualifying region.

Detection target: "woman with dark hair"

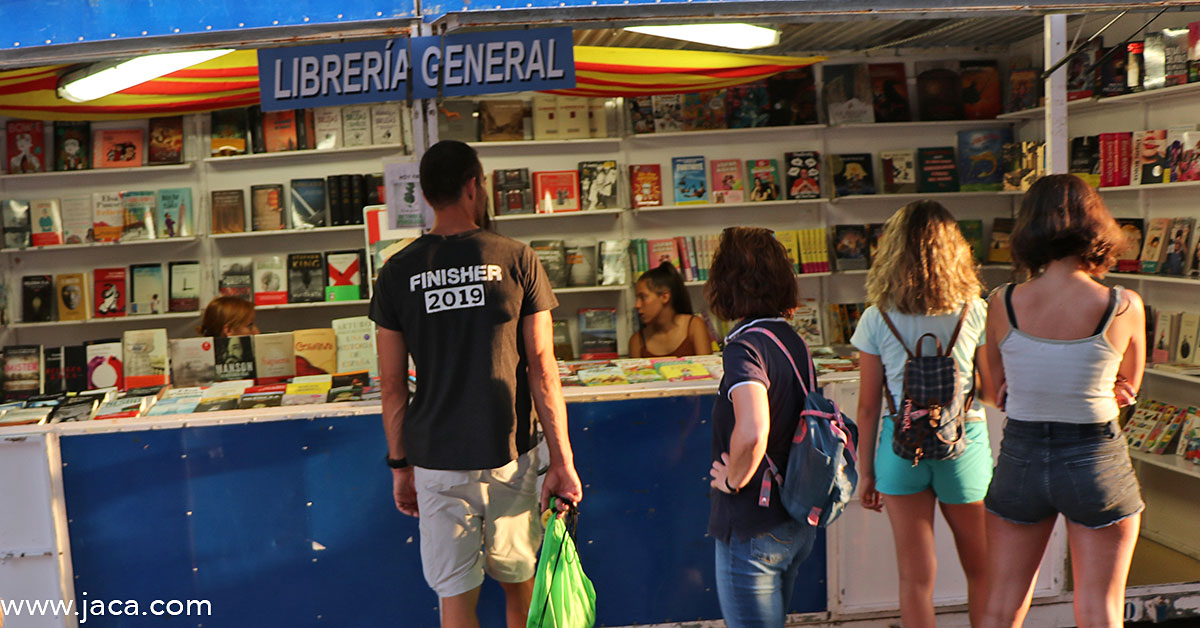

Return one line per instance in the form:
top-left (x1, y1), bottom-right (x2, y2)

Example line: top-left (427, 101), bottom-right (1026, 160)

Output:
top-left (198, 296), bottom-right (259, 337)
top-left (982, 174), bottom-right (1145, 628)
top-left (628, 262), bottom-right (712, 358)
top-left (704, 227), bottom-right (816, 626)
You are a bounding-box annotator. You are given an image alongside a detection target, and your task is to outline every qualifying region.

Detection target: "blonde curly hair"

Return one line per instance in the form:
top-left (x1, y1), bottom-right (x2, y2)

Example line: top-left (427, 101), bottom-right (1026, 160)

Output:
top-left (866, 200), bottom-right (982, 315)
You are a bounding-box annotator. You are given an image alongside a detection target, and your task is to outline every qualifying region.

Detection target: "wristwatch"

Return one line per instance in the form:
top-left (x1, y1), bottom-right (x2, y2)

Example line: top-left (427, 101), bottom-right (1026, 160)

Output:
top-left (386, 455), bottom-right (409, 469)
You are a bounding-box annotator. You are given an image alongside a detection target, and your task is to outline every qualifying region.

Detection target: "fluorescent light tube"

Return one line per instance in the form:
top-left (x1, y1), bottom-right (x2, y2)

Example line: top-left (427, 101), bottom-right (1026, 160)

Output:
top-left (624, 24), bottom-right (780, 50)
top-left (58, 49), bottom-right (235, 103)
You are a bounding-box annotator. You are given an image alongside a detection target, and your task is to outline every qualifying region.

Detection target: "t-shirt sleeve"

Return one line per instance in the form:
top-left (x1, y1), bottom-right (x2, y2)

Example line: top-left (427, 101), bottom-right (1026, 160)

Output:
top-left (368, 263), bottom-right (403, 332)
top-left (850, 306), bottom-right (881, 355)
top-left (520, 245), bottom-right (559, 317)
top-left (974, 297), bottom-right (988, 346)
top-left (722, 340), bottom-right (769, 400)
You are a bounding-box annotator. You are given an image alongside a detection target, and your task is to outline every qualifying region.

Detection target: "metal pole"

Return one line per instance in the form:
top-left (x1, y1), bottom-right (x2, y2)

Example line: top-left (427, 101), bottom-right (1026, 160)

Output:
top-left (1044, 14), bottom-right (1068, 174)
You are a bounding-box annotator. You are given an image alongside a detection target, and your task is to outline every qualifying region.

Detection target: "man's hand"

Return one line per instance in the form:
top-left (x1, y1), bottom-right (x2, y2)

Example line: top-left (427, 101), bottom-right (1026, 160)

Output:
top-left (541, 462), bottom-right (583, 513)
top-left (393, 467), bottom-right (418, 517)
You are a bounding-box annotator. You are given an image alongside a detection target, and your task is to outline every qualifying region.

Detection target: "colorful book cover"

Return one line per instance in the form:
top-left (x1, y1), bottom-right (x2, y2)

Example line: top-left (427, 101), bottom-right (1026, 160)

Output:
top-left (492, 168), bottom-right (533, 215)
top-left (651, 94), bottom-right (684, 133)
top-left (1140, 218), bottom-right (1171, 273)
top-left (960, 61), bottom-right (1002, 119)
top-left (833, 225), bottom-right (869, 271)
top-left (578, 160), bottom-right (619, 211)
top-left (168, 261), bottom-right (201, 312)
top-left (289, 178), bottom-right (328, 228)
top-left (880, 150), bottom-right (916, 194)
top-left (90, 192), bottom-right (123, 242)
top-left (629, 96), bottom-right (654, 134)
top-left (916, 62), bottom-right (964, 120)
top-left (682, 91), bottom-right (724, 131)
top-left (671, 156), bottom-right (707, 205)
top-left (1070, 135), bottom-right (1102, 188)
top-left (252, 332), bottom-right (295, 384)
top-left (93, 128), bottom-right (144, 168)
top-left (479, 100), bottom-right (524, 141)
top-left (294, 328), bottom-right (337, 376)
top-left (868, 63), bottom-right (912, 122)
top-left (725, 82), bottom-right (769, 128)
top-left (1132, 130), bottom-right (1167, 185)
top-left (254, 255), bottom-right (288, 305)
top-left (565, 240), bottom-right (597, 287)
top-left (53, 121), bottom-right (90, 171)
top-left (55, 273), bottom-right (88, 321)
top-left (147, 116), bottom-right (184, 164)
top-left (155, 188), bottom-right (193, 238)
top-left (533, 170), bottom-right (581, 213)
top-left (2, 345), bottom-right (43, 400)
top-left (629, 165), bottom-right (663, 208)
top-left (1007, 68), bottom-right (1039, 112)
top-left (214, 336), bottom-right (256, 382)
top-left (287, 252), bottom-right (325, 303)
top-left (251, 184), bottom-right (286, 231)
top-left (646, 238), bottom-right (681, 270)
top-left (123, 329), bottom-right (169, 388)
top-left (1163, 218), bottom-right (1195, 276)
top-left (210, 189), bottom-right (246, 234)
top-left (766, 68), bottom-right (818, 126)
top-left (823, 64), bottom-right (875, 125)
top-left (784, 151), bottom-right (821, 199)
top-left (210, 108), bottom-right (248, 156)
top-left (957, 128), bottom-right (1012, 191)
top-left (578, 308), bottom-right (619, 360)
top-left (7, 119), bottom-right (44, 173)
top-left (325, 250), bottom-right (364, 301)
top-left (92, 268), bottom-right (127, 318)
top-left (830, 154), bottom-right (876, 197)
top-left (29, 199), bottom-right (63, 246)
top-left (263, 109), bottom-right (299, 152)
top-left (218, 257), bottom-right (253, 301)
top-left (917, 147), bottom-right (960, 193)
top-left (746, 159), bottom-right (781, 201)
top-left (1115, 218), bottom-right (1146, 273)
top-left (710, 159), bottom-right (745, 204)
top-left (119, 189), bottom-right (156, 241)
top-left (169, 338), bottom-right (216, 388)
top-left (129, 263), bottom-right (165, 315)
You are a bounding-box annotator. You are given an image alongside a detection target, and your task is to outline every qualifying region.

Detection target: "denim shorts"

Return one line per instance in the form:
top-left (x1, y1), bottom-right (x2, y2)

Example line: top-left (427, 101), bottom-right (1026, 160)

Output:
top-left (984, 419), bottom-right (1144, 529)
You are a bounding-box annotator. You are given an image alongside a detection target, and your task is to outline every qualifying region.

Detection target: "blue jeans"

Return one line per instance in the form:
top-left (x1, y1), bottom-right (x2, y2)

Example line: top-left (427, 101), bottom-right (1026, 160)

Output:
top-left (714, 519), bottom-right (817, 628)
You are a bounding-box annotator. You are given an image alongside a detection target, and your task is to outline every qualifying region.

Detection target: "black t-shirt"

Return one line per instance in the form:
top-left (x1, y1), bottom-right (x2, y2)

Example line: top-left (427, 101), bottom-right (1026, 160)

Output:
top-left (369, 229), bottom-right (558, 470)
top-left (708, 318), bottom-right (812, 543)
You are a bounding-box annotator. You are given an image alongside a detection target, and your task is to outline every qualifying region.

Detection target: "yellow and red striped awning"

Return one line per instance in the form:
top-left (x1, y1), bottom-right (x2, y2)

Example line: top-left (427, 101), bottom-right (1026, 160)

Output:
top-left (0, 47), bottom-right (824, 121)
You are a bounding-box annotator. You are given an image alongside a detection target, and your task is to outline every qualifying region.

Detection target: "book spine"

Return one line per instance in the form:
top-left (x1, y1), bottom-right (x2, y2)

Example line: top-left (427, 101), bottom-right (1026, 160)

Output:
top-left (1117, 133), bottom-right (1133, 186)
top-left (1100, 133), bottom-right (1113, 188)
top-left (249, 106), bottom-right (266, 155)
top-left (350, 174), bottom-right (366, 225)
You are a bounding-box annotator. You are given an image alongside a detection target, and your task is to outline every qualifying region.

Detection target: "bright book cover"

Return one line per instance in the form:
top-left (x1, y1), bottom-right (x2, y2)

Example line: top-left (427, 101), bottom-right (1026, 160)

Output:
top-left (710, 159), bottom-right (745, 204)
top-left (672, 156), bottom-right (707, 205)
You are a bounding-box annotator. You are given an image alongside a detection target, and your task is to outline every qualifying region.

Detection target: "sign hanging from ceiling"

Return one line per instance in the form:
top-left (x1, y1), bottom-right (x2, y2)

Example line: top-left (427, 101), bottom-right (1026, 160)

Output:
top-left (257, 27), bottom-right (574, 110)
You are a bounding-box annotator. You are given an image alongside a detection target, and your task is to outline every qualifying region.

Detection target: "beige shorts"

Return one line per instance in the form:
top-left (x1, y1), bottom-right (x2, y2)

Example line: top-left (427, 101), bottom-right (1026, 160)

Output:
top-left (414, 446), bottom-right (544, 598)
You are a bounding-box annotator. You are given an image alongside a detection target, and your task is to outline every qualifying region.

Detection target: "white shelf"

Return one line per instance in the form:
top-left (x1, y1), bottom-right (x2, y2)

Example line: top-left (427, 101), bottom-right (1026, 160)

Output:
top-left (634, 199), bottom-right (824, 213)
top-left (628, 124), bottom-right (825, 141)
top-left (982, 264), bottom-right (1015, 270)
top-left (203, 144), bottom-right (404, 165)
top-left (995, 97), bottom-right (1106, 121)
top-left (1130, 451), bottom-right (1200, 481)
top-left (2, 236), bottom-right (200, 254)
top-left (255, 300), bottom-right (369, 311)
top-left (492, 208), bottom-right (624, 222)
top-left (1107, 273), bottom-right (1200, 286)
top-left (468, 138), bottom-right (621, 149)
top-left (11, 311), bottom-right (198, 328)
top-left (831, 190), bottom-right (1021, 203)
top-left (1145, 368), bottom-right (1200, 384)
top-left (830, 119), bottom-right (1014, 130)
top-left (1096, 81), bottom-right (1200, 106)
top-left (553, 285), bottom-right (625, 294)
top-left (0, 163), bottom-right (193, 180)
top-left (683, 272), bottom-right (835, 287)
top-left (1098, 180), bottom-right (1200, 193)
top-left (209, 225), bottom-right (364, 240)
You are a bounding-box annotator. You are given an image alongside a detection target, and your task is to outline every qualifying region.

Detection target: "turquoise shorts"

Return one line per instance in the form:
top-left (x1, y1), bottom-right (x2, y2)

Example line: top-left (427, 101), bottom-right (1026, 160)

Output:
top-left (874, 416), bottom-right (993, 504)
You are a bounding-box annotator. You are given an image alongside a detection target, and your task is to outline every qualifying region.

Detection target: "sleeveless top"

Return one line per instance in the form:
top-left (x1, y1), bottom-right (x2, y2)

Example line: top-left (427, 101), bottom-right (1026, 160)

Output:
top-left (999, 283), bottom-right (1123, 424)
top-left (639, 315), bottom-right (701, 358)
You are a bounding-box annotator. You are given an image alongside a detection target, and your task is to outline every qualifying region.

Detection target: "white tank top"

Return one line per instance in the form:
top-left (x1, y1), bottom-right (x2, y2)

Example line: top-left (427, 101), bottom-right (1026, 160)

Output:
top-left (999, 284), bottom-right (1123, 424)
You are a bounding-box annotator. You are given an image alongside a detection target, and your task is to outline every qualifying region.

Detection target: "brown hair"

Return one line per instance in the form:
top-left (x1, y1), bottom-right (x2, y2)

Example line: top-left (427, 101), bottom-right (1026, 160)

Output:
top-left (198, 296), bottom-right (256, 337)
top-left (866, 200), bottom-right (982, 315)
top-left (637, 262), bottom-right (693, 315)
top-left (1012, 174), bottom-right (1125, 277)
top-left (705, 227), bottom-right (798, 321)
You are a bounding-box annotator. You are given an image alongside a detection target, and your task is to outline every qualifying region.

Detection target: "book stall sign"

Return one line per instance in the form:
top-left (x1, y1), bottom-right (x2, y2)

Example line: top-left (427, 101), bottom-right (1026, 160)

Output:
top-left (257, 27), bottom-right (574, 111)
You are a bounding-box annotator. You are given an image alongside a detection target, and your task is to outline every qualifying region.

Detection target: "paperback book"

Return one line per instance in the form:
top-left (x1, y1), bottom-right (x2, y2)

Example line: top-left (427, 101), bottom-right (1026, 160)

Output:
top-left (784, 151), bottom-right (821, 199)
top-left (833, 225), bottom-right (870, 271)
top-left (92, 268), bottom-right (126, 318)
top-left (129, 263), bottom-right (165, 315)
top-left (55, 272), bottom-right (87, 321)
top-left (254, 255), bottom-right (288, 305)
top-left (830, 154), bottom-right (876, 197)
top-left (7, 119), bottom-right (45, 173)
top-left (917, 147), bottom-right (961, 193)
top-left (746, 159), bottom-right (781, 201)
top-left (579, 161), bottom-right (619, 211)
top-left (21, 275), bottom-right (53, 322)
top-left (214, 336), bottom-right (256, 382)
top-left (325, 250), bottom-right (365, 301)
top-left (578, 308), bottom-right (619, 360)
top-left (169, 338), bottom-right (216, 388)
top-left (53, 121), bottom-right (90, 171)
top-left (1115, 218), bottom-right (1146, 273)
top-left (766, 69), bottom-right (818, 126)
top-left (147, 116), bottom-right (184, 164)
top-left (868, 63), bottom-right (912, 122)
top-left (957, 128), bottom-right (1012, 191)
top-left (94, 129), bottom-right (143, 168)
top-left (91, 192), bottom-right (123, 242)
top-left (880, 150), bottom-right (917, 194)
top-left (823, 64), bottom-right (875, 125)
top-left (2, 199), bottom-right (31, 248)
top-left (479, 100), bottom-right (524, 141)
top-left (672, 156), bottom-right (707, 205)
top-left (219, 257), bottom-right (254, 301)
top-left (123, 329), bottom-right (169, 388)
top-left (29, 199), bottom-right (63, 246)
top-left (251, 184), bottom-right (286, 231)
top-left (710, 159), bottom-right (745, 204)
top-left (294, 328), bottom-right (337, 376)
top-left (312, 107), bottom-right (342, 149)
top-left (119, 190), bottom-right (157, 241)
top-left (492, 168), bottom-right (534, 215)
top-left (85, 341), bottom-right (123, 390)
top-left (289, 178), bottom-right (328, 228)
top-left (155, 188), bottom-right (193, 237)
top-left (168, 261), bottom-right (201, 312)
top-left (210, 109), bottom-right (248, 156)
top-left (333, 316), bottom-right (378, 376)
top-left (533, 171), bottom-right (581, 213)
top-left (629, 165), bottom-right (663, 208)
top-left (60, 196), bottom-right (92, 244)
top-left (531, 240), bottom-right (568, 289)
top-left (210, 189), bottom-right (246, 234)
top-left (287, 252), bottom-right (326, 303)
top-left (253, 332), bottom-right (295, 384)
top-left (1, 347), bottom-right (41, 402)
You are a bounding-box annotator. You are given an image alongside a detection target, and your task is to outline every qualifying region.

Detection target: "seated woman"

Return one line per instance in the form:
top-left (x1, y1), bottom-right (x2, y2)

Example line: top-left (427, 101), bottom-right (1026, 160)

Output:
top-left (198, 296), bottom-right (260, 337)
top-left (628, 262), bottom-right (712, 358)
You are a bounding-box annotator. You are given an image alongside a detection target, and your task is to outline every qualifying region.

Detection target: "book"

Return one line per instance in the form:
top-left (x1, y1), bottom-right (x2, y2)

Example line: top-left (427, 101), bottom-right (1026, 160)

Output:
top-left (479, 100), bottom-right (525, 141)
top-left (1007, 68), bottom-right (1039, 112)
top-left (51, 397), bottom-right (99, 422)
top-left (123, 329), bottom-right (169, 388)
top-left (988, 218), bottom-right (1015, 263)
top-left (558, 96), bottom-right (589, 139)
top-left (682, 90), bottom-right (724, 131)
top-left (629, 165), bottom-right (663, 208)
top-left (167, 261), bottom-right (201, 312)
top-left (533, 95), bottom-right (563, 139)
top-left (312, 107), bottom-right (342, 149)
top-left (830, 154), bottom-right (876, 197)
top-left (63, 345), bottom-right (87, 392)
top-left (579, 160), bottom-right (619, 211)
top-left (93, 395), bottom-right (157, 420)
top-left (153, 188), bottom-right (193, 238)
top-left (90, 192), bottom-right (123, 242)
top-left (1132, 130), bottom-right (1168, 185)
top-left (60, 195), bottom-right (92, 244)
top-left (2, 199), bottom-right (31, 248)
top-left (0, 407), bottom-right (52, 426)
top-left (253, 332), bottom-right (295, 384)
top-left (93, 128), bottom-right (143, 168)
top-left (533, 171), bottom-right (581, 213)
top-left (1152, 311), bottom-right (1181, 363)
top-left (745, 159), bottom-right (781, 201)
top-left (147, 116), bottom-right (184, 164)
top-left (880, 150), bottom-right (917, 194)
top-left (287, 252), bottom-right (325, 303)
top-left (553, 320), bottom-right (574, 361)
top-left (54, 272), bottom-right (87, 322)
top-left (214, 336), bottom-right (256, 382)
top-left (254, 255), bottom-right (288, 305)
top-left (958, 220), bottom-right (985, 265)
top-left (1177, 312), bottom-right (1200, 364)
top-left (169, 338), bottom-right (216, 388)
top-left (588, 98), bottom-right (610, 138)
top-left (438, 101), bottom-right (477, 142)
top-left (282, 381), bottom-right (332, 406)
top-left (29, 199), bottom-right (63, 246)
top-left (784, 151), bottom-right (821, 199)
top-left (1070, 136), bottom-right (1102, 188)
top-left (332, 316), bottom-right (377, 376)
top-left (210, 189), bottom-right (246, 234)
top-left (1098, 46), bottom-right (1129, 97)
top-left (578, 308), bottom-right (619, 360)
top-left (565, 240), bottom-right (597, 287)
top-left (1099, 132), bottom-right (1133, 187)
top-left (211, 108), bottom-right (248, 156)
top-left (1166, 125), bottom-right (1196, 182)
top-left (1115, 218), bottom-right (1146, 273)
top-left (342, 105), bottom-right (373, 146)
top-left (710, 159), bottom-right (745, 204)
top-left (7, 119), bottom-right (45, 173)
top-left (1067, 40), bottom-right (1101, 99)
top-left (726, 82), bottom-right (769, 128)
top-left (239, 385), bottom-right (287, 409)
top-left (833, 225), bottom-right (870, 271)
top-left (146, 388), bottom-right (202, 417)
top-left (531, 240), bottom-right (568, 289)
top-left (195, 381), bottom-right (250, 412)
top-left (119, 189), bottom-right (156, 241)
top-left (577, 366), bottom-right (630, 387)
top-left (218, 257), bottom-right (253, 301)
top-left (293, 328), bottom-right (337, 376)
top-left (597, 240), bottom-right (629, 287)
top-left (289, 178), bottom-right (328, 228)
top-left (129, 263), bottom-right (165, 315)
top-left (371, 103), bottom-right (404, 146)
top-left (53, 120), bottom-right (90, 171)
top-left (788, 298), bottom-right (826, 346)
top-left (957, 128), bottom-right (1012, 191)
top-left (263, 109), bottom-right (300, 151)
top-left (672, 156), bottom-right (707, 204)
top-left (2, 345), bottom-right (42, 401)
top-left (85, 341), bottom-right (123, 390)
top-left (1164, 218), bottom-right (1195, 276)
top-left (250, 184), bottom-right (286, 231)
top-left (1140, 217), bottom-right (1171, 273)
top-left (916, 62), bottom-right (964, 120)
top-left (960, 61), bottom-right (1002, 119)
top-left (492, 168), bottom-right (533, 216)
top-left (766, 69), bottom-right (818, 126)
top-left (647, 238), bottom-right (681, 270)
top-left (246, 105), bottom-right (265, 153)
top-left (298, 109), bottom-right (315, 149)
top-left (652, 94), bottom-right (684, 133)
top-left (628, 96), bottom-right (654, 135)
top-left (325, 250), bottom-right (365, 301)
top-left (92, 268), bottom-right (126, 318)
top-left (868, 63), bottom-right (912, 122)
top-left (917, 147), bottom-right (960, 193)
top-left (823, 64), bottom-right (875, 125)
top-left (21, 275), bottom-right (53, 322)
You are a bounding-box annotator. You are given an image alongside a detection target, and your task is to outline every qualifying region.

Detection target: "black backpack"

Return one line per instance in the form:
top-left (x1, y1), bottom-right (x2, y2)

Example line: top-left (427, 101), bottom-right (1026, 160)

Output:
top-left (879, 303), bottom-right (975, 465)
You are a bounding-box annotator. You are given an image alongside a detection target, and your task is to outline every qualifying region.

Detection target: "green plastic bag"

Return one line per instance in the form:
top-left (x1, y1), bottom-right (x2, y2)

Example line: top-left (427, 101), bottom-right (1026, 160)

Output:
top-left (527, 501), bottom-right (596, 628)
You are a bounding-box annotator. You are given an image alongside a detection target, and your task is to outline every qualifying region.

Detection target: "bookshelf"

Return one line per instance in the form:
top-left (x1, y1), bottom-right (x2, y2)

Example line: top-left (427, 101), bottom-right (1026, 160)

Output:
top-left (202, 144), bottom-right (405, 165)
top-left (0, 163), bottom-right (194, 180)
top-left (491, 208), bottom-right (624, 222)
top-left (254, 300), bottom-right (370, 311)
top-left (1, 236), bottom-right (200, 254)
top-left (209, 226), bottom-right (364, 240)
top-left (10, 311), bottom-right (198, 329)
top-left (1129, 450), bottom-right (1200, 481)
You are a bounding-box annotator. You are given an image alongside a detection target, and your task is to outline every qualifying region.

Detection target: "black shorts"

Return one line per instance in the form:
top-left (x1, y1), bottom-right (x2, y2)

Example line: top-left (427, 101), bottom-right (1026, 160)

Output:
top-left (985, 419), bottom-right (1144, 529)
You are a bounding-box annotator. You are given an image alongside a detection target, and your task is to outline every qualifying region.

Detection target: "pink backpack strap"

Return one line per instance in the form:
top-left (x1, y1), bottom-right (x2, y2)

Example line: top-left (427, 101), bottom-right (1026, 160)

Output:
top-left (737, 327), bottom-right (816, 395)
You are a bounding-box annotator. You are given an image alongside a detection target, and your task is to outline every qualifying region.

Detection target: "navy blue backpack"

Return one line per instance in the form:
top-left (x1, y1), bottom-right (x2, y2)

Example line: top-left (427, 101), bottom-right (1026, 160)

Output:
top-left (734, 327), bottom-right (859, 528)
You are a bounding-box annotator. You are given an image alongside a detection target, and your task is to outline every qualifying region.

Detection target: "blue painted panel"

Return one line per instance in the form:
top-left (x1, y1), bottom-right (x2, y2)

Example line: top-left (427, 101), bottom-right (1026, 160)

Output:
top-left (423, 0), bottom-right (739, 22)
top-left (0, 1), bottom-right (417, 50)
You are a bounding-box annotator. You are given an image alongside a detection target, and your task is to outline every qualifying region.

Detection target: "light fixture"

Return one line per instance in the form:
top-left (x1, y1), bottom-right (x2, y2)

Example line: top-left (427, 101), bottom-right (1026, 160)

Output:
top-left (624, 24), bottom-right (780, 51)
top-left (58, 49), bottom-right (235, 102)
